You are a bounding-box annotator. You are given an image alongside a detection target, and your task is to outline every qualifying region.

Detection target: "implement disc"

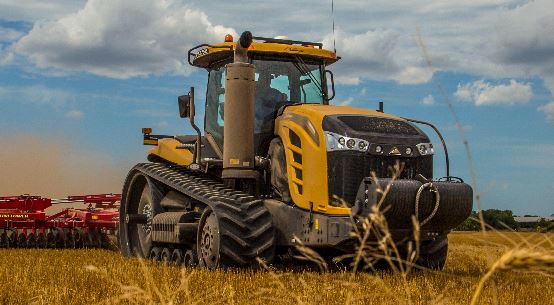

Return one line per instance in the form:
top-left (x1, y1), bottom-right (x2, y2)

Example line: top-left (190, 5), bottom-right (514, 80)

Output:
top-left (37, 233), bottom-right (47, 248)
top-left (17, 233), bottom-right (27, 248)
top-left (26, 233), bottom-right (37, 248)
top-left (0, 232), bottom-right (8, 248)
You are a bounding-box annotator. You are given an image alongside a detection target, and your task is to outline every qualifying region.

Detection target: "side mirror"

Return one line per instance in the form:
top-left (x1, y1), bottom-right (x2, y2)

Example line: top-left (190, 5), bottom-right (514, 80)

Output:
top-left (178, 87), bottom-right (195, 118)
top-left (325, 70), bottom-right (335, 101)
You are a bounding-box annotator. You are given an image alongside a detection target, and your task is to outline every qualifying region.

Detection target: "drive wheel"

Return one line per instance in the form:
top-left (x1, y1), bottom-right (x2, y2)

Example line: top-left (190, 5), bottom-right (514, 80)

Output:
top-left (197, 209), bottom-right (220, 268)
top-left (120, 172), bottom-right (163, 258)
top-left (417, 235), bottom-right (448, 270)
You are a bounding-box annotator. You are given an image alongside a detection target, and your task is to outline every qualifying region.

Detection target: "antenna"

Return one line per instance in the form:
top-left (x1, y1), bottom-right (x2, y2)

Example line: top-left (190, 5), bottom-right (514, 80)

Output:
top-left (331, 0), bottom-right (336, 53)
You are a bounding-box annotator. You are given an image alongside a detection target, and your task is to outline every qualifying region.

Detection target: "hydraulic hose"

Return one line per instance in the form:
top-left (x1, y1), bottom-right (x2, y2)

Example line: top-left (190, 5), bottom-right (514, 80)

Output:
top-left (415, 182), bottom-right (440, 226)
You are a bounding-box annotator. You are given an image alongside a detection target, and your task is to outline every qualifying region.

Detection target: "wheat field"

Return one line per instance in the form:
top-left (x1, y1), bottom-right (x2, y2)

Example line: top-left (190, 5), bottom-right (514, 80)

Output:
top-left (0, 232), bottom-right (552, 305)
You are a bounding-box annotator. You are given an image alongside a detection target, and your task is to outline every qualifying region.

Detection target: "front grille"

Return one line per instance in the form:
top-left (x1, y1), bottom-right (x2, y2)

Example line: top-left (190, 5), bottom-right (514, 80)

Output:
top-left (327, 151), bottom-right (432, 206)
top-left (337, 116), bottom-right (421, 136)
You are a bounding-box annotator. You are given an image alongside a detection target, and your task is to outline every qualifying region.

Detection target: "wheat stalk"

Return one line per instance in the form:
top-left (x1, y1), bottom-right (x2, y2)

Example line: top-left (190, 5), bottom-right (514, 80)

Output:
top-left (470, 249), bottom-right (554, 305)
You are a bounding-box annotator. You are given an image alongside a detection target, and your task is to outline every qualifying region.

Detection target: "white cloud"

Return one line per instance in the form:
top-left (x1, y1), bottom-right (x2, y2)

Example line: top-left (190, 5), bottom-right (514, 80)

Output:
top-left (455, 80), bottom-right (533, 106)
top-left (491, 0), bottom-right (554, 88)
top-left (0, 0), bottom-right (85, 21)
top-left (0, 28), bottom-right (25, 42)
top-left (156, 121), bottom-right (170, 129)
top-left (3, 0), bottom-right (554, 101)
top-left (11, 0), bottom-right (235, 78)
top-left (322, 29), bottom-right (432, 85)
top-left (421, 94), bottom-right (435, 105)
top-left (0, 85), bottom-right (73, 108)
top-left (65, 110), bottom-right (84, 119)
top-left (336, 97), bottom-right (354, 106)
top-left (538, 102), bottom-right (554, 121)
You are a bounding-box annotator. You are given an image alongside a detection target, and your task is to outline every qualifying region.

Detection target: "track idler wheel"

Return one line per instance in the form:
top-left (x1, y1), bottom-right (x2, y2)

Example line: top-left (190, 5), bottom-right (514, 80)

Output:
top-left (120, 172), bottom-right (163, 258)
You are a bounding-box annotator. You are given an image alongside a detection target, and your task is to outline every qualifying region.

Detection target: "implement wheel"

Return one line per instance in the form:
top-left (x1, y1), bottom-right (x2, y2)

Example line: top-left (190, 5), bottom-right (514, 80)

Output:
top-left (120, 171), bottom-right (163, 258)
top-left (417, 235), bottom-right (448, 270)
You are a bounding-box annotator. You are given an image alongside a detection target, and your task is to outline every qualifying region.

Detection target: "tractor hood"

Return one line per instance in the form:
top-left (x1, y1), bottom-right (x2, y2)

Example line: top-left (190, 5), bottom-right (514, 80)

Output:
top-left (280, 104), bottom-right (430, 145)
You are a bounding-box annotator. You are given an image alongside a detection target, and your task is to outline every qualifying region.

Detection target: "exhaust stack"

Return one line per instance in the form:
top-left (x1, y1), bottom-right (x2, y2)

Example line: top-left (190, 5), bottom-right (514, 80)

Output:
top-left (222, 31), bottom-right (258, 180)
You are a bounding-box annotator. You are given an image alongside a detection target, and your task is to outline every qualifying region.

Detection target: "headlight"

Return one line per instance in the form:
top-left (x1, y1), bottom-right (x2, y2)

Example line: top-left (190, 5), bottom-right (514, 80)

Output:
top-left (325, 131), bottom-right (369, 152)
top-left (416, 143), bottom-right (434, 155)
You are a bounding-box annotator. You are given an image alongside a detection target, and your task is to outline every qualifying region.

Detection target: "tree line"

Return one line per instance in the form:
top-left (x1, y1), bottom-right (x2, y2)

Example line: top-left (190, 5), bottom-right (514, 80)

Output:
top-left (454, 209), bottom-right (554, 232)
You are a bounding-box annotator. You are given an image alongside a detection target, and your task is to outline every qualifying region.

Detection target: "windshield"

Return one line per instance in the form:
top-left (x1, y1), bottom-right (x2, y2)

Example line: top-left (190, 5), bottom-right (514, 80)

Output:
top-left (205, 59), bottom-right (325, 150)
top-left (253, 59), bottom-right (324, 104)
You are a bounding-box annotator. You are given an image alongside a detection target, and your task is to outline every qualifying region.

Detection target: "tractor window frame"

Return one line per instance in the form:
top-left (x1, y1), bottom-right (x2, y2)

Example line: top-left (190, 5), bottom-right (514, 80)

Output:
top-left (204, 56), bottom-right (329, 152)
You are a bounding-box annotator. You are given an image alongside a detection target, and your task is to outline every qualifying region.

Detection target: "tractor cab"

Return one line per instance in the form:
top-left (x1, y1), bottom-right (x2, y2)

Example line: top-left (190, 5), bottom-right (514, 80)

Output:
top-left (188, 35), bottom-right (339, 155)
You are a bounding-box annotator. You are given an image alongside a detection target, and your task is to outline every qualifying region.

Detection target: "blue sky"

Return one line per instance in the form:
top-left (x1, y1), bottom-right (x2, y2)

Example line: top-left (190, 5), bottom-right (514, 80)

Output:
top-left (0, 0), bottom-right (553, 215)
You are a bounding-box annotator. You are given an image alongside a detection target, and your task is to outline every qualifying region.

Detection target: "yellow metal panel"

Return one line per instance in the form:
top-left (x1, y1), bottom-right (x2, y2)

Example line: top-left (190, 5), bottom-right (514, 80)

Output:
top-left (147, 138), bottom-right (194, 166)
top-left (275, 104), bottom-right (400, 216)
top-left (193, 42), bottom-right (338, 68)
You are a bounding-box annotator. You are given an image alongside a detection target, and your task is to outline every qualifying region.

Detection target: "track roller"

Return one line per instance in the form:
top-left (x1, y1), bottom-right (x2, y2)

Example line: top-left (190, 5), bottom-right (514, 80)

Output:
top-left (183, 249), bottom-right (198, 267)
top-left (149, 247), bottom-right (162, 261)
top-left (161, 248), bottom-right (172, 264)
top-left (171, 249), bottom-right (184, 265)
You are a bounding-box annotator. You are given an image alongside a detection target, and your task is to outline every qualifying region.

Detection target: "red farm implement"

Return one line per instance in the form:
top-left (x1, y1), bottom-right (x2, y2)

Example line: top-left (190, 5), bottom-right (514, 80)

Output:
top-left (0, 194), bottom-right (120, 249)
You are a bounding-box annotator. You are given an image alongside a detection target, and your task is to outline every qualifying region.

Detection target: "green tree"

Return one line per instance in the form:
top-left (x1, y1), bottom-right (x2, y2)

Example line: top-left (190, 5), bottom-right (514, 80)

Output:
top-left (454, 209), bottom-right (518, 231)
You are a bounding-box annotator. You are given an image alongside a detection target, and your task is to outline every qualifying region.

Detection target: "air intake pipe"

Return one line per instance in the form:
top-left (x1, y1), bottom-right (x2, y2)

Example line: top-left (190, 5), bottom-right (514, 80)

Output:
top-left (222, 31), bottom-right (258, 180)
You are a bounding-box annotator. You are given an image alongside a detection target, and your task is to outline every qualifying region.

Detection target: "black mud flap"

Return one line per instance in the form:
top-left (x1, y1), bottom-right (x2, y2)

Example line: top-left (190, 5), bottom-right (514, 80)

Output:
top-left (353, 178), bottom-right (473, 233)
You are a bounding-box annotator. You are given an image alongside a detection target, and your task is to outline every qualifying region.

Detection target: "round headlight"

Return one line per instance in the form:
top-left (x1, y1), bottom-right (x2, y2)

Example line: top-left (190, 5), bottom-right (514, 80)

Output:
top-left (346, 139), bottom-right (356, 149)
top-left (358, 141), bottom-right (368, 150)
top-left (419, 145), bottom-right (427, 155)
top-left (375, 145), bottom-right (383, 153)
top-left (405, 147), bottom-right (412, 155)
top-left (338, 137), bottom-right (345, 146)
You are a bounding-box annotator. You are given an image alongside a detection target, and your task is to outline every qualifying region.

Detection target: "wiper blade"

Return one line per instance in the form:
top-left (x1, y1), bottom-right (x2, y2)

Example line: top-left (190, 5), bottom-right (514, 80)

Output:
top-left (293, 56), bottom-right (323, 96)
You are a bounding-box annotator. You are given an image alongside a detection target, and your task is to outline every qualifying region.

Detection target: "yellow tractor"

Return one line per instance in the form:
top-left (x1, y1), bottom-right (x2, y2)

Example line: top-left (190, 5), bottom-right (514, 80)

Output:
top-left (119, 31), bottom-right (472, 269)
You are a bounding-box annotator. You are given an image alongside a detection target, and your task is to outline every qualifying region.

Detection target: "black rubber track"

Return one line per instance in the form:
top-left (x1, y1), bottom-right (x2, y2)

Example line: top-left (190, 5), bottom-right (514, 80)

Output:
top-left (123, 162), bottom-right (275, 267)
